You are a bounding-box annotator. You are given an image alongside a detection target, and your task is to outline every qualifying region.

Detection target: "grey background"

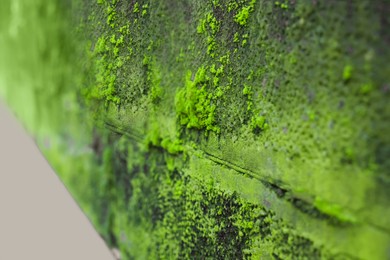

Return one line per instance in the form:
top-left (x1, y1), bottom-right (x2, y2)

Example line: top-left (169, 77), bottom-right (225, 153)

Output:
top-left (0, 100), bottom-right (115, 260)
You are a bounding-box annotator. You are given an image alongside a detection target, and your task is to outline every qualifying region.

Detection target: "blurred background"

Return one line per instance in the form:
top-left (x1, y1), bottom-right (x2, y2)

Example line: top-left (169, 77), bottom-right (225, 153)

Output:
top-left (0, 0), bottom-right (109, 241)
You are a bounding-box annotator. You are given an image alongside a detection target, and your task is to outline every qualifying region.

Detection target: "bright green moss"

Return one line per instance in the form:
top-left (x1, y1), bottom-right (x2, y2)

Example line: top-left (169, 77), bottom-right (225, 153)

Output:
top-left (275, 1), bottom-right (288, 9)
top-left (197, 11), bottom-right (220, 57)
top-left (118, 24), bottom-right (130, 35)
top-left (198, 12), bottom-right (220, 35)
top-left (175, 68), bottom-right (220, 134)
top-left (250, 115), bottom-right (267, 131)
top-left (314, 198), bottom-right (357, 224)
top-left (227, 2), bottom-right (238, 12)
top-left (234, 0), bottom-right (257, 26)
top-left (233, 32), bottom-right (239, 43)
top-left (343, 64), bottom-right (353, 81)
top-left (133, 2), bottom-right (139, 13)
top-left (142, 4), bottom-right (148, 17)
top-left (161, 138), bottom-right (183, 154)
top-left (235, 6), bottom-right (251, 26)
top-left (145, 122), bottom-right (183, 155)
top-left (95, 36), bottom-right (108, 54)
top-left (197, 19), bottom-right (206, 34)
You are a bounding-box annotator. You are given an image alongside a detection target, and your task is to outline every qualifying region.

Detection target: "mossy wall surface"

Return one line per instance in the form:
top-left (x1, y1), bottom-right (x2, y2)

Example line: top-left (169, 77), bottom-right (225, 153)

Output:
top-left (1, 0), bottom-right (389, 259)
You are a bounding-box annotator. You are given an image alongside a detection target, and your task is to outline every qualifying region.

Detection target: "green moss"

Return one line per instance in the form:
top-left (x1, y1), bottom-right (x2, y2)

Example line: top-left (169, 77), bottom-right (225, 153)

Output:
top-left (133, 2), bottom-right (139, 13)
top-left (198, 12), bottom-right (220, 36)
top-left (175, 67), bottom-right (220, 134)
top-left (274, 1), bottom-right (288, 9)
top-left (234, 0), bottom-right (257, 26)
top-left (314, 198), bottom-right (357, 224)
top-left (227, 2), bottom-right (238, 12)
top-left (161, 138), bottom-right (183, 155)
top-left (343, 64), bottom-right (353, 81)
top-left (233, 32), bottom-right (239, 43)
top-left (84, 48), bottom-right (121, 106)
top-left (145, 59), bottom-right (163, 103)
top-left (360, 82), bottom-right (374, 94)
top-left (145, 122), bottom-right (183, 155)
top-left (197, 11), bottom-right (220, 58)
top-left (142, 4), bottom-right (148, 17)
top-left (100, 137), bottom-right (337, 259)
top-left (95, 36), bottom-right (108, 54)
top-left (16, 0), bottom-right (389, 259)
top-left (250, 115), bottom-right (268, 132)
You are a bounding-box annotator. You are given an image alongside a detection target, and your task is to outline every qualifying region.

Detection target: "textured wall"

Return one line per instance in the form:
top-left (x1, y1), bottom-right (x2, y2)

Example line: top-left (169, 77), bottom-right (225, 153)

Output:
top-left (1, 0), bottom-right (389, 259)
top-left (77, 0), bottom-right (390, 258)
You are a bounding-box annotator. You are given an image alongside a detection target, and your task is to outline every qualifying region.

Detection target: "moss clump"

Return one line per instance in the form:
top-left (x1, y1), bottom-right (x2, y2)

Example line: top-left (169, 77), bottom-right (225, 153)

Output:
top-left (250, 115), bottom-right (268, 132)
top-left (234, 0), bottom-right (257, 26)
top-left (133, 2), bottom-right (139, 14)
top-left (175, 67), bottom-right (220, 134)
top-left (145, 121), bottom-right (183, 155)
top-left (197, 12), bottom-right (220, 35)
top-left (274, 1), bottom-right (288, 9)
top-left (197, 11), bottom-right (220, 58)
top-left (343, 64), bottom-right (353, 81)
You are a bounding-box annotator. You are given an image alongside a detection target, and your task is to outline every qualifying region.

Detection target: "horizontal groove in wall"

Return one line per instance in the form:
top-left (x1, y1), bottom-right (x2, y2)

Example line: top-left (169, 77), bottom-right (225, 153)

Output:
top-left (103, 115), bottom-right (390, 259)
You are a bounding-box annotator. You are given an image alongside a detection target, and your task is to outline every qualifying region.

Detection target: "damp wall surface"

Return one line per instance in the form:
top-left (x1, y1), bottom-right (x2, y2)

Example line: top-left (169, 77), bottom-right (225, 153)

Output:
top-left (0, 0), bottom-right (389, 259)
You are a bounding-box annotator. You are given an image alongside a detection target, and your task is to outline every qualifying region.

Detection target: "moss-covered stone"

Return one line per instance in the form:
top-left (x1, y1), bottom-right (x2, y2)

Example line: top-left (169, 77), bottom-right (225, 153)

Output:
top-left (1, 0), bottom-right (389, 259)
